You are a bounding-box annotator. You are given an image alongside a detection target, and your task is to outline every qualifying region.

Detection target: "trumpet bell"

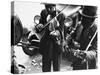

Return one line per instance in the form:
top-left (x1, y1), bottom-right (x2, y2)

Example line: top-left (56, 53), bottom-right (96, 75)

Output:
top-left (34, 15), bottom-right (41, 24)
top-left (64, 17), bottom-right (73, 27)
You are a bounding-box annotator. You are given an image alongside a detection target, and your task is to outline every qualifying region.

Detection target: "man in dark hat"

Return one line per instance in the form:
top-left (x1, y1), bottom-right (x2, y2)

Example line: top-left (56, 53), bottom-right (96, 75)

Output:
top-left (35, 3), bottom-right (65, 72)
top-left (70, 6), bottom-right (97, 70)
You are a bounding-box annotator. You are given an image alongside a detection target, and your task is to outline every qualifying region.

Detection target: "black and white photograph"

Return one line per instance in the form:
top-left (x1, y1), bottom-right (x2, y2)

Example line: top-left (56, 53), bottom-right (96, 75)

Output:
top-left (11, 1), bottom-right (98, 74)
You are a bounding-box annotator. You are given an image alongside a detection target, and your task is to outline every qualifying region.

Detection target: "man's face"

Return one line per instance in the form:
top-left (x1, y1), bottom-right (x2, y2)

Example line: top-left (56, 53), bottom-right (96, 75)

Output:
top-left (46, 6), bottom-right (55, 14)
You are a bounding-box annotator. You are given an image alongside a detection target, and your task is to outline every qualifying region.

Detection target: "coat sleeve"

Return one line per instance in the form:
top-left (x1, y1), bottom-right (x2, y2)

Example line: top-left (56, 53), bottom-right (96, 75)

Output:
top-left (57, 13), bottom-right (65, 43)
top-left (86, 50), bottom-right (97, 60)
top-left (39, 9), bottom-right (48, 25)
top-left (35, 9), bottom-right (48, 33)
top-left (85, 36), bottom-right (97, 60)
top-left (85, 25), bottom-right (97, 60)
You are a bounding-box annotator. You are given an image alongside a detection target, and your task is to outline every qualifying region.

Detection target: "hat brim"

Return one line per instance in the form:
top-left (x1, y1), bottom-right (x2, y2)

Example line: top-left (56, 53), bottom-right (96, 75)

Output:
top-left (79, 10), bottom-right (97, 18)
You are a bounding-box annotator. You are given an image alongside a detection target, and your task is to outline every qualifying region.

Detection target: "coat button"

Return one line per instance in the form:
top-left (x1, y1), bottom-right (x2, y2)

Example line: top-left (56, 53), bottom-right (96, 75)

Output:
top-left (89, 36), bottom-right (91, 39)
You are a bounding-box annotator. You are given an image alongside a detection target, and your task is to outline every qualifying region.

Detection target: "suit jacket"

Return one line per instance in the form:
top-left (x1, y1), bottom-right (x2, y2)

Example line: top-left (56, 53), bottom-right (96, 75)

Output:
top-left (38, 9), bottom-right (65, 55)
top-left (72, 23), bottom-right (97, 69)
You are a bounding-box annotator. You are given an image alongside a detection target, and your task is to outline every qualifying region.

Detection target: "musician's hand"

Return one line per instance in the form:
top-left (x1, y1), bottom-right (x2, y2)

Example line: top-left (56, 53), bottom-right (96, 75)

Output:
top-left (74, 50), bottom-right (86, 59)
top-left (36, 24), bottom-right (43, 30)
top-left (79, 51), bottom-right (86, 59)
top-left (50, 30), bottom-right (60, 37)
top-left (73, 41), bottom-right (80, 49)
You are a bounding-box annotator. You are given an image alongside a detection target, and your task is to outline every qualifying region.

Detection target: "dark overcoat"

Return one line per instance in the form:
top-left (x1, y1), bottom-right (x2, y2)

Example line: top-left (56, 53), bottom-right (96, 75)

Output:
top-left (72, 23), bottom-right (97, 69)
top-left (38, 9), bottom-right (65, 57)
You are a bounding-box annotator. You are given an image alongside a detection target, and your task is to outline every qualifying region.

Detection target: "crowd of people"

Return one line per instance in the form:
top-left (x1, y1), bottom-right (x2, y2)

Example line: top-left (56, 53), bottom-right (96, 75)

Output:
top-left (11, 3), bottom-right (98, 73)
top-left (35, 3), bottom-right (97, 71)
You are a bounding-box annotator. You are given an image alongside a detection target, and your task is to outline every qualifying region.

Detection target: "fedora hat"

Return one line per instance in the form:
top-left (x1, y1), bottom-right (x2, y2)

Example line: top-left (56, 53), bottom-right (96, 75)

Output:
top-left (79, 6), bottom-right (97, 18)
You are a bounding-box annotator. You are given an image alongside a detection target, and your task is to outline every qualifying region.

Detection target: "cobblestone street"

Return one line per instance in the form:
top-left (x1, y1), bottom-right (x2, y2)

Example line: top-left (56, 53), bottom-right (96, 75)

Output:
top-left (14, 46), bottom-right (72, 74)
top-left (23, 54), bottom-right (72, 74)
